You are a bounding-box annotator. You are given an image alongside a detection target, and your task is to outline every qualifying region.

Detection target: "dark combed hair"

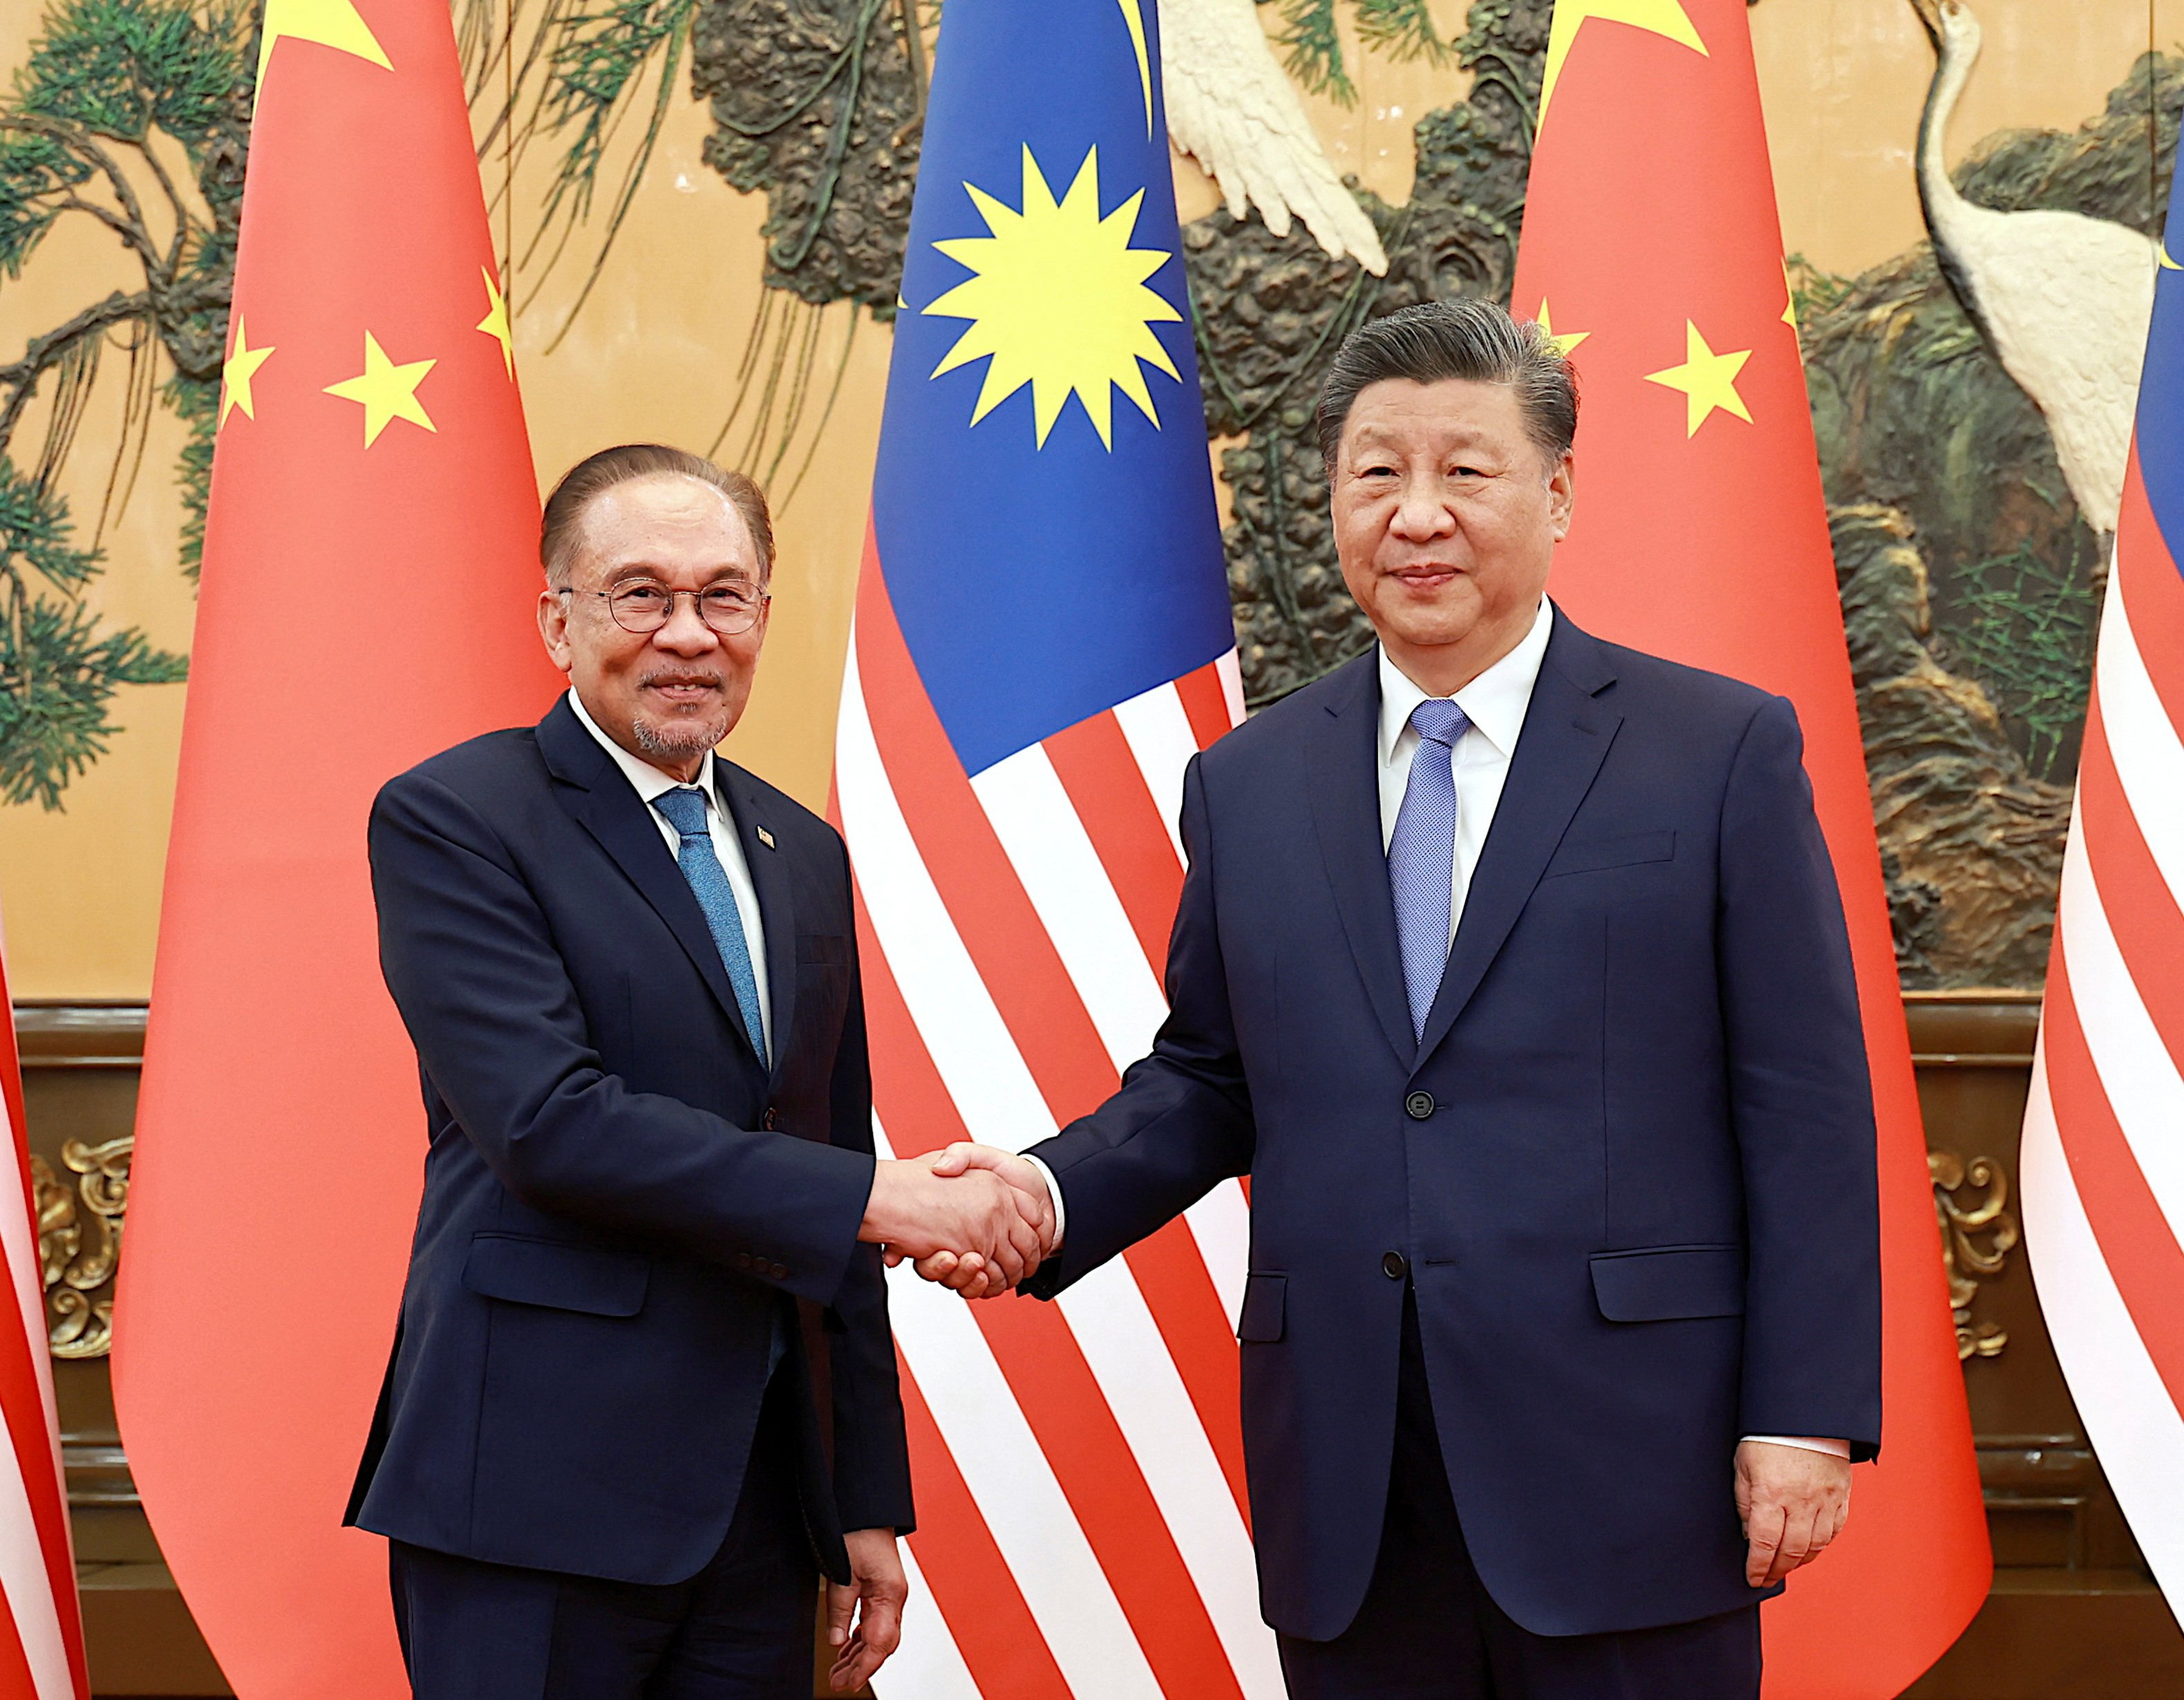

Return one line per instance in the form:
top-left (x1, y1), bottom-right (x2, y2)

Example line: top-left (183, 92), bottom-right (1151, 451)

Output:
top-left (1313, 299), bottom-right (1579, 474)
top-left (539, 444), bottom-right (775, 586)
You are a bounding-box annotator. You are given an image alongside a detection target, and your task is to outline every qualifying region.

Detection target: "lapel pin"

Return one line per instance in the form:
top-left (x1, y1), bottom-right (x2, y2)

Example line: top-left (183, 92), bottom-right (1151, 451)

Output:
top-left (757, 826), bottom-right (775, 850)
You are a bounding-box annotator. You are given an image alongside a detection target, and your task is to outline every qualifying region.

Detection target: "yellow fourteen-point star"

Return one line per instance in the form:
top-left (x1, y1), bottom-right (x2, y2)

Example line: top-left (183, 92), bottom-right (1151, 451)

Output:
top-left (923, 144), bottom-right (1180, 449)
top-left (478, 268), bottom-right (516, 380)
top-left (1645, 321), bottom-right (1752, 437)
top-left (324, 332), bottom-right (437, 447)
top-left (1534, 299), bottom-right (1589, 357)
top-left (220, 316), bottom-right (274, 427)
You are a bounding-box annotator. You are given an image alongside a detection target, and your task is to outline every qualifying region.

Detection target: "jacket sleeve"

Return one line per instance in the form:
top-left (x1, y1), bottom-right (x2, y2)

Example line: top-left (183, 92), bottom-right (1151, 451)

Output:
top-left (820, 841), bottom-right (915, 1534)
top-left (1026, 752), bottom-right (1257, 1296)
top-left (369, 768), bottom-right (876, 1308)
top-left (1716, 695), bottom-right (1883, 1459)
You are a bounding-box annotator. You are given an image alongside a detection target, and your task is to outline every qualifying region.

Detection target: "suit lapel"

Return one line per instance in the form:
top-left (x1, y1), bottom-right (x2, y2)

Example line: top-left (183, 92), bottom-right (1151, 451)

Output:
top-left (718, 760), bottom-right (797, 1082)
top-left (1306, 653), bottom-right (1417, 1067)
top-left (1413, 618), bottom-right (1622, 1064)
top-left (536, 698), bottom-right (757, 1057)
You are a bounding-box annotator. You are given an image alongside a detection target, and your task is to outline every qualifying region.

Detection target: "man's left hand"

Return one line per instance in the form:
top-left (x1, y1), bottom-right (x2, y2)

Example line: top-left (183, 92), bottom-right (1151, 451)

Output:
top-left (827, 1528), bottom-right (907, 1692)
top-left (1735, 1440), bottom-right (1852, 1588)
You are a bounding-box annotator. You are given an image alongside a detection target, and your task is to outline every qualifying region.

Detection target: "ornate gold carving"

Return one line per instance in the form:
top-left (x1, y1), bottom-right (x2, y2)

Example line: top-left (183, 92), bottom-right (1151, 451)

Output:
top-left (31, 1135), bottom-right (132, 1359)
top-left (1932, 1150), bottom-right (2019, 1361)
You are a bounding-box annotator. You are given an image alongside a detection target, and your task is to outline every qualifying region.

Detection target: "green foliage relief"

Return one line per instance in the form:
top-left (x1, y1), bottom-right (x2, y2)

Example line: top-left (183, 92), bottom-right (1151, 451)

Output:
top-left (0, 0), bottom-right (248, 808)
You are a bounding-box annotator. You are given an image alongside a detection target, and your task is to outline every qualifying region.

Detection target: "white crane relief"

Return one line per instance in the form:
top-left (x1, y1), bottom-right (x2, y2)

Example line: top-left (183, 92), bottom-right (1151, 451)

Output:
top-left (1160, 0), bottom-right (1391, 276)
top-left (1910, 0), bottom-right (2158, 538)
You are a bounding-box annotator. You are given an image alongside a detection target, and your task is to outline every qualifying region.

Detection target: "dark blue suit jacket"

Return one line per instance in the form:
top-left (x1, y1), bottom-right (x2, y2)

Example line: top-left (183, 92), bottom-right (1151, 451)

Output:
top-left (1026, 610), bottom-right (1882, 1641)
top-left (346, 696), bottom-right (912, 1587)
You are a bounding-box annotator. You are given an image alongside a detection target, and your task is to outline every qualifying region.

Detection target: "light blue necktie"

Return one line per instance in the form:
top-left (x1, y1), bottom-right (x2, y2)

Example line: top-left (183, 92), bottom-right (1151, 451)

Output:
top-left (654, 785), bottom-right (769, 1067)
top-left (1388, 699), bottom-right (1471, 1042)
top-left (656, 784), bottom-right (787, 1374)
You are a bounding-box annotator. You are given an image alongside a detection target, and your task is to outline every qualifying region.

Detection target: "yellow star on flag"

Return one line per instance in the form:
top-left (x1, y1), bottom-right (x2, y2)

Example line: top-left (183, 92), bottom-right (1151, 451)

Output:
top-left (477, 267), bottom-right (516, 380)
top-left (256, 0), bottom-right (390, 102)
top-left (1644, 321), bottom-right (1753, 437)
top-left (924, 144), bottom-right (1181, 449)
top-left (324, 332), bottom-right (437, 447)
top-left (1538, 0), bottom-right (1706, 131)
top-left (220, 315), bottom-right (274, 428)
top-left (1535, 299), bottom-right (1589, 357)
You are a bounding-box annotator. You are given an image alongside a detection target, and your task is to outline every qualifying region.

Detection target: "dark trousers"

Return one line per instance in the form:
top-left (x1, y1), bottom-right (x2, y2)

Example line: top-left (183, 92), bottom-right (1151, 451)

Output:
top-left (1278, 1295), bottom-right (1762, 1700)
top-left (390, 1372), bottom-right (816, 1700)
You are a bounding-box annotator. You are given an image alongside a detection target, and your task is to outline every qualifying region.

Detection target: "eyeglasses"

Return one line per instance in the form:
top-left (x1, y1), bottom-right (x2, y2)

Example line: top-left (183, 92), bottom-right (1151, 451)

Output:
top-left (561, 579), bottom-right (770, 636)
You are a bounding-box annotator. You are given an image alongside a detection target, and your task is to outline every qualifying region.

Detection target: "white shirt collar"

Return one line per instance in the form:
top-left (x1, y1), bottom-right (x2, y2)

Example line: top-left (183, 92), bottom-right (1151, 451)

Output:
top-left (566, 686), bottom-right (717, 810)
top-left (1377, 597), bottom-right (1555, 765)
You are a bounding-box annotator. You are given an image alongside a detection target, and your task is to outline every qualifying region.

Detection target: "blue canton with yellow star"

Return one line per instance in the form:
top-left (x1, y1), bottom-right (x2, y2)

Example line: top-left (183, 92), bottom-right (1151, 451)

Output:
top-left (872, 0), bottom-right (1232, 778)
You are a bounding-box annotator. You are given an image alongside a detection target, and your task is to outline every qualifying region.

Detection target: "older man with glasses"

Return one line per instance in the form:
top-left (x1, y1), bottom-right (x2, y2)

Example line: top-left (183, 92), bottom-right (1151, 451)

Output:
top-left (347, 444), bottom-right (1045, 1699)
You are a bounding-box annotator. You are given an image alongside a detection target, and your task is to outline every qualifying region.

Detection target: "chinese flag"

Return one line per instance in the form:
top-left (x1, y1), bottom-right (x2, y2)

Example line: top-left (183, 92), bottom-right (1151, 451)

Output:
top-left (113, 0), bottom-right (557, 1690)
top-left (1511, 1), bottom-right (1991, 1694)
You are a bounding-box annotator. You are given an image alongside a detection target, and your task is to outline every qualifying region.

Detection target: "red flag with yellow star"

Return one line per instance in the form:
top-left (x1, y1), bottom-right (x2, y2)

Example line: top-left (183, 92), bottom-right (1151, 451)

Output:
top-left (113, 0), bottom-right (555, 1689)
top-left (1511, 1), bottom-right (1991, 1692)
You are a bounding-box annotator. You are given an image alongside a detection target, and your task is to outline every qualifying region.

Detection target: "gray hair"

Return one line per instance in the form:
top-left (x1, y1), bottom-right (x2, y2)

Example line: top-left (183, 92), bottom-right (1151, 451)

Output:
top-left (1314, 299), bottom-right (1579, 475)
top-left (540, 443), bottom-right (775, 588)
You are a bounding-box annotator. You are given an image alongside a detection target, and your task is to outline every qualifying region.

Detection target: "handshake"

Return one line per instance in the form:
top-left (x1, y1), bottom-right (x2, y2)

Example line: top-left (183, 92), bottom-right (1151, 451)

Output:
top-left (858, 1144), bottom-right (1057, 1298)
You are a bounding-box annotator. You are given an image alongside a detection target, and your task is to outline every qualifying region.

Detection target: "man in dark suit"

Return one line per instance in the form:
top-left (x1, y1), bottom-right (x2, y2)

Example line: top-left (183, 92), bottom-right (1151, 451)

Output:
top-left (925, 301), bottom-right (1883, 1698)
top-left (350, 444), bottom-right (1042, 1698)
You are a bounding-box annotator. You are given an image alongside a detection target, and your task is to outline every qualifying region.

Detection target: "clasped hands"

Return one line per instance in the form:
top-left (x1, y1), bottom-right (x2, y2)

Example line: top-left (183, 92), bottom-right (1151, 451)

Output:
top-left (859, 1144), bottom-right (1054, 1298)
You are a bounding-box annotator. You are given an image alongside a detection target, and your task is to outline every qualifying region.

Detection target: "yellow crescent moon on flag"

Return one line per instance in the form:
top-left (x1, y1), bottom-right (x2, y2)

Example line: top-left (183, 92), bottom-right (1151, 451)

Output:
top-left (1116, 0), bottom-right (1154, 136)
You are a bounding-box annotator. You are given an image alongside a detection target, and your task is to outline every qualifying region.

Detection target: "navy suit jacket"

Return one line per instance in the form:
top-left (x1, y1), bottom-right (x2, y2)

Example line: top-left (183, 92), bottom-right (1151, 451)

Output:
top-left (1026, 610), bottom-right (1882, 1641)
top-left (346, 696), bottom-right (912, 1587)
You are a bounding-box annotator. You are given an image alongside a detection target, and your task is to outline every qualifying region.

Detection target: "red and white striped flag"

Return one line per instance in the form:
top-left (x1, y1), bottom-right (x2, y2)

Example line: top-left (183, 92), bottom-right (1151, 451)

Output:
top-left (834, 0), bottom-right (1279, 1692)
top-left (0, 954), bottom-right (88, 1699)
top-left (838, 561), bottom-right (1264, 1697)
top-left (2021, 201), bottom-right (2184, 1596)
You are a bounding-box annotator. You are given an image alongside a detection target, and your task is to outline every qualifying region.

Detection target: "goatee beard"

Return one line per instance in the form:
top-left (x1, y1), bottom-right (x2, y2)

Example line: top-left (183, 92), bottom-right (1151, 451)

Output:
top-left (632, 713), bottom-right (728, 763)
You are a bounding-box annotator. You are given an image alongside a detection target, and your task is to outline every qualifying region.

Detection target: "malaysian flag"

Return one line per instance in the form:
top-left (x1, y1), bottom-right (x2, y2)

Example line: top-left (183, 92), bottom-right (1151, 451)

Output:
top-left (2020, 180), bottom-right (2184, 1597)
top-left (0, 954), bottom-right (88, 1700)
top-left (831, 0), bottom-right (1278, 1693)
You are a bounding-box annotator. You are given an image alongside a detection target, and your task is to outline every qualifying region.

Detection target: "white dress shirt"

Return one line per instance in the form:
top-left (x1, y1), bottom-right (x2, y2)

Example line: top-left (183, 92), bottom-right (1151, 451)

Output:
top-left (1378, 599), bottom-right (1555, 937)
top-left (1025, 617), bottom-right (1845, 1459)
top-left (567, 689), bottom-right (773, 1059)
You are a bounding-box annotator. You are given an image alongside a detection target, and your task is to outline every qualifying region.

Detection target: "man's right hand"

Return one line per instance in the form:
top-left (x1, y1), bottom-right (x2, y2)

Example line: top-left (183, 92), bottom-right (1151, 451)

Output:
top-left (910, 1144), bottom-right (1057, 1298)
top-left (859, 1154), bottom-right (1044, 1288)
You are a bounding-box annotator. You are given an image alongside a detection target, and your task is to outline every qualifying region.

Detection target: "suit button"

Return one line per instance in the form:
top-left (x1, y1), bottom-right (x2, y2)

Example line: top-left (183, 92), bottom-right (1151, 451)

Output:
top-left (1405, 1091), bottom-right (1435, 1121)
top-left (733, 1252), bottom-right (753, 1271)
top-left (1383, 1251), bottom-right (1409, 1280)
top-left (762, 1106), bottom-right (780, 1131)
top-left (770, 1261), bottom-right (789, 1280)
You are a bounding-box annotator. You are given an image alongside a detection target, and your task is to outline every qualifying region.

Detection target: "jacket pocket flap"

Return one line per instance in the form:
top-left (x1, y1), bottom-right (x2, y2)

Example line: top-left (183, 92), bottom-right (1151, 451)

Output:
top-left (1545, 831), bottom-right (1677, 879)
top-left (1237, 1271), bottom-right (1287, 1342)
top-left (464, 1235), bottom-right (649, 1318)
top-left (1590, 1244), bottom-right (1742, 1322)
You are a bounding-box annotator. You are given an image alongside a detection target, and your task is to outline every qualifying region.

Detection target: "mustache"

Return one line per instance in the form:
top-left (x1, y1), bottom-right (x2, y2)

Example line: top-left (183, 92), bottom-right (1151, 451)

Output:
top-left (638, 670), bottom-right (726, 690)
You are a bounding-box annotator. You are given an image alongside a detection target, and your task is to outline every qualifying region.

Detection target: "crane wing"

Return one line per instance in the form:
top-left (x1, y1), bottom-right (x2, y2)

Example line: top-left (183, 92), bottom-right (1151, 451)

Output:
top-left (1159, 0), bottom-right (1389, 274)
top-left (1948, 205), bottom-right (2156, 534)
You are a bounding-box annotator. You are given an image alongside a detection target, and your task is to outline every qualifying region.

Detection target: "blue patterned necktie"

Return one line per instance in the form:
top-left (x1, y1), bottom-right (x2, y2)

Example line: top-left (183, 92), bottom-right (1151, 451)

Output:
top-left (1387, 698), bottom-right (1471, 1042)
top-left (654, 785), bottom-right (769, 1067)
top-left (656, 784), bottom-right (786, 1374)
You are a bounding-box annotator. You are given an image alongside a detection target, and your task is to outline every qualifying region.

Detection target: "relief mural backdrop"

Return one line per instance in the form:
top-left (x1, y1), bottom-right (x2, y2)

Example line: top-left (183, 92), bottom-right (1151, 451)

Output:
top-left (0, 0), bottom-right (2177, 995)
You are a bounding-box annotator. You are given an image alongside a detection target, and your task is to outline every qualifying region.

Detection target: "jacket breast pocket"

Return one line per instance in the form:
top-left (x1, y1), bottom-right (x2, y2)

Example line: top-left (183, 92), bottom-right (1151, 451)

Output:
top-left (1237, 1271), bottom-right (1287, 1342)
top-left (1543, 830), bottom-right (1677, 879)
top-left (464, 1233), bottom-right (649, 1318)
top-left (1590, 1244), bottom-right (1742, 1322)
